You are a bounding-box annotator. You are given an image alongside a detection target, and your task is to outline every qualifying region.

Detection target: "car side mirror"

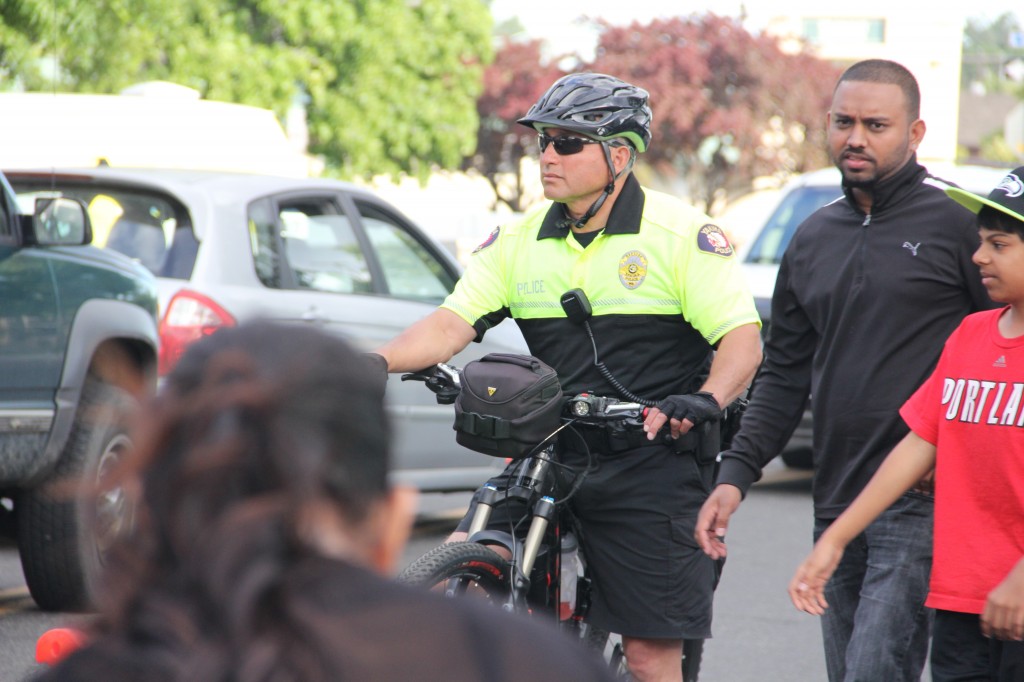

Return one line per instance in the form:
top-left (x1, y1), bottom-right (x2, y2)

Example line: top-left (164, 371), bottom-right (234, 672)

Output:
top-left (22, 197), bottom-right (92, 246)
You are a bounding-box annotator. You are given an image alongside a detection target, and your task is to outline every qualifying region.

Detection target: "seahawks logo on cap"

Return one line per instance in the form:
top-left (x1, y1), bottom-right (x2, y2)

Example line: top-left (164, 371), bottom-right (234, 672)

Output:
top-left (995, 173), bottom-right (1023, 199)
top-left (697, 224), bottom-right (734, 258)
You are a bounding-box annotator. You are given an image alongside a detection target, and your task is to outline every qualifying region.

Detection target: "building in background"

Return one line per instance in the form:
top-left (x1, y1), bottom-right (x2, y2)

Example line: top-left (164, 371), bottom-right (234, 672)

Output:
top-left (762, 7), bottom-right (967, 164)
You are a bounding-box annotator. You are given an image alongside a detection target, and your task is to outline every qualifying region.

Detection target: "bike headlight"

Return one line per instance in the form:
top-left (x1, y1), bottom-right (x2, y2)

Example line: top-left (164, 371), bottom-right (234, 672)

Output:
top-left (571, 400), bottom-right (591, 417)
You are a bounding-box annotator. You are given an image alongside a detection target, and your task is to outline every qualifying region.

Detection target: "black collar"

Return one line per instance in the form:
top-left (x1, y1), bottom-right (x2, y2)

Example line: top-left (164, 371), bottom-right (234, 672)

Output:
top-left (537, 174), bottom-right (646, 240)
top-left (841, 155), bottom-right (926, 216)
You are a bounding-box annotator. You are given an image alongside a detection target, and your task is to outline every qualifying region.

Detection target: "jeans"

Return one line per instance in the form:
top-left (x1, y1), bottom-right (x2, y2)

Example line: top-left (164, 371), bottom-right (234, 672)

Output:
top-left (813, 492), bottom-right (934, 682)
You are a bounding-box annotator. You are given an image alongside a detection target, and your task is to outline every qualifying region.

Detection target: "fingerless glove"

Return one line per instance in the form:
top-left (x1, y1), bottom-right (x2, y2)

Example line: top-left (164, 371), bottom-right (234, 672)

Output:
top-left (655, 391), bottom-right (721, 426)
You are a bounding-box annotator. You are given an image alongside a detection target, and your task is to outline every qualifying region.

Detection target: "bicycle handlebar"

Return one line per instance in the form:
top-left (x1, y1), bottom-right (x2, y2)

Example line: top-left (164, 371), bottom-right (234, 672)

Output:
top-left (401, 363), bottom-right (647, 424)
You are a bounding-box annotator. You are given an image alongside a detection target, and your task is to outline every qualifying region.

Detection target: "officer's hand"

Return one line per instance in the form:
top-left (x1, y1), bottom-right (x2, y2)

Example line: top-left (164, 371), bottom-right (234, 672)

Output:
top-left (644, 391), bottom-right (720, 440)
top-left (363, 352), bottom-right (389, 395)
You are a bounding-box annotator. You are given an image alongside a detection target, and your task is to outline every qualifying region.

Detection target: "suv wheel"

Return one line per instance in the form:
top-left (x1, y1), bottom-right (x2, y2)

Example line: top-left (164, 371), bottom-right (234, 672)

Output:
top-left (17, 376), bottom-right (135, 612)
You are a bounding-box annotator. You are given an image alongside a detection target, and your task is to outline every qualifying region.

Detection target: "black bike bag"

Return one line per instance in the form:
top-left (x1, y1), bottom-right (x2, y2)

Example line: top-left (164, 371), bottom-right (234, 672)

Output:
top-left (453, 353), bottom-right (563, 459)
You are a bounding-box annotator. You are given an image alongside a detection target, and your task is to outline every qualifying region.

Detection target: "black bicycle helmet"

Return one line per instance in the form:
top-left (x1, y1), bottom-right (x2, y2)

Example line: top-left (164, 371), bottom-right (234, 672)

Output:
top-left (518, 72), bottom-right (652, 153)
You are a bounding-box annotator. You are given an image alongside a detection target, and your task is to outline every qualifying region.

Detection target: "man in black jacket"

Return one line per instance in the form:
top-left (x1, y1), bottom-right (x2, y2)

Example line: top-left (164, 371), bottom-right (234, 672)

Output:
top-left (696, 59), bottom-right (995, 681)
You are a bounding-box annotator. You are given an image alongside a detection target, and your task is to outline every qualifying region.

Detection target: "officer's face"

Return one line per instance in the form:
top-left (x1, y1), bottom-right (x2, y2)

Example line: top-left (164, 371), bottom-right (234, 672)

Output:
top-left (827, 81), bottom-right (924, 190)
top-left (538, 127), bottom-right (612, 211)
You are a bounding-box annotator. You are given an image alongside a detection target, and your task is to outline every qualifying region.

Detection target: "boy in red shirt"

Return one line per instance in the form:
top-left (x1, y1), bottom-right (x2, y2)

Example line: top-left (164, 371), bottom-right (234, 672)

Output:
top-left (788, 166), bottom-right (1024, 681)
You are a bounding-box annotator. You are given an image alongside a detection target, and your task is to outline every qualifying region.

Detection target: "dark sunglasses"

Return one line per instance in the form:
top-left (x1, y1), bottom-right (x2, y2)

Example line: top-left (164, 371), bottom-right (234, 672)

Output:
top-left (538, 133), bottom-right (601, 155)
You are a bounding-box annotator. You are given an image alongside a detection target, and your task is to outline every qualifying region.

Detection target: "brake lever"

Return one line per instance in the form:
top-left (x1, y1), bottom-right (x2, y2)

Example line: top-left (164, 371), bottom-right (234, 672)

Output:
top-left (401, 363), bottom-right (461, 405)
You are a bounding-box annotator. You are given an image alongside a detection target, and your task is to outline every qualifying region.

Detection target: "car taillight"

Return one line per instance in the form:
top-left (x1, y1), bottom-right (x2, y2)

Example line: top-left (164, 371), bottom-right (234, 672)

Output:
top-left (158, 289), bottom-right (236, 376)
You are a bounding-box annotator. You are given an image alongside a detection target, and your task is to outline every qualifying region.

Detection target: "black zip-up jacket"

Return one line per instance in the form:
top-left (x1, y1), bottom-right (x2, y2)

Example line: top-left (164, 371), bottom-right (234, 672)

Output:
top-left (717, 157), bottom-right (994, 518)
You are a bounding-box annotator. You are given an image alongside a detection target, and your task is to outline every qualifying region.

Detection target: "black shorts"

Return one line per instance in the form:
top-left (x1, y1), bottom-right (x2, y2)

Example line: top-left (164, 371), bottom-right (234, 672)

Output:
top-left (456, 440), bottom-right (722, 639)
top-left (932, 609), bottom-right (1024, 681)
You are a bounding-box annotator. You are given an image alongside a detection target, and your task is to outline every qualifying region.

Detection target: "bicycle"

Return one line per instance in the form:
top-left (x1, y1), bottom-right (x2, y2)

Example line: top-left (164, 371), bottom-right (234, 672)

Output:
top-left (396, 362), bottom-right (704, 682)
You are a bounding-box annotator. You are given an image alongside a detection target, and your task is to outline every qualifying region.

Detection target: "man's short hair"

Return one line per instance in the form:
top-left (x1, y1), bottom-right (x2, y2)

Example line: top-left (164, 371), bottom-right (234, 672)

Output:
top-left (836, 59), bottom-right (921, 120)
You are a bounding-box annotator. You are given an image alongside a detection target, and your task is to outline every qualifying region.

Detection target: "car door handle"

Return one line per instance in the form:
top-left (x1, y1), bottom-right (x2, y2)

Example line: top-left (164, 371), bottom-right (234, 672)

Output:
top-left (301, 308), bottom-right (326, 323)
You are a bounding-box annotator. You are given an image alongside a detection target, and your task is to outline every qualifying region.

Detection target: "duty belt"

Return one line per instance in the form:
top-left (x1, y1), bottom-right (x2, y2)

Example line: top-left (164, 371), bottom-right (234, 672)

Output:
top-left (560, 423), bottom-right (700, 455)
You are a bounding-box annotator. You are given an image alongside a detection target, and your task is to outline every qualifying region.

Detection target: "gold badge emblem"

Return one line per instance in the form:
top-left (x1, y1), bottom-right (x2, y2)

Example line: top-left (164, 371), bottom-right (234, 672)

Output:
top-left (618, 250), bottom-right (648, 290)
top-left (487, 387), bottom-right (497, 396)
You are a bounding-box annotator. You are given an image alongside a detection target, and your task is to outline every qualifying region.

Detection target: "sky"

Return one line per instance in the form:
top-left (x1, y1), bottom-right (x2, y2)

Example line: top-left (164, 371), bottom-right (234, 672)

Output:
top-left (490, 1), bottom-right (1024, 60)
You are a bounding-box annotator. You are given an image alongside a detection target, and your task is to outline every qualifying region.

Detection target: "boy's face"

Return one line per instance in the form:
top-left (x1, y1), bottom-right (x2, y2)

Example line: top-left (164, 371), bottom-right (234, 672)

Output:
top-left (973, 226), bottom-right (1024, 304)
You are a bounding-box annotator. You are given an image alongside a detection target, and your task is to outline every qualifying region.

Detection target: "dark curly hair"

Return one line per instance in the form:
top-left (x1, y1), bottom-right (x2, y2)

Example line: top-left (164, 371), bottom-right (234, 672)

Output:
top-left (78, 320), bottom-right (393, 680)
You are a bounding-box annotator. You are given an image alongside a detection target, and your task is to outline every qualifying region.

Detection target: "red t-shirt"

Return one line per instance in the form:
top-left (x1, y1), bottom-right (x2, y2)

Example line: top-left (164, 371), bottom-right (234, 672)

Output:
top-left (900, 307), bottom-right (1024, 615)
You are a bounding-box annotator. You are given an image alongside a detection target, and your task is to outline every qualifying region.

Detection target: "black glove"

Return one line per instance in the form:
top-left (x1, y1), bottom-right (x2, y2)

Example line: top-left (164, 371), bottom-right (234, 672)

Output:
top-left (362, 352), bottom-right (389, 394)
top-left (655, 392), bottom-right (722, 426)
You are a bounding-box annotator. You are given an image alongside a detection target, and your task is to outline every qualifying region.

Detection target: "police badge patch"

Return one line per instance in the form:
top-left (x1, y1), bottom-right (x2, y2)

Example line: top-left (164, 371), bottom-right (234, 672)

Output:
top-left (472, 226), bottom-right (500, 254)
top-left (697, 224), bottom-right (734, 258)
top-left (618, 250), bottom-right (648, 290)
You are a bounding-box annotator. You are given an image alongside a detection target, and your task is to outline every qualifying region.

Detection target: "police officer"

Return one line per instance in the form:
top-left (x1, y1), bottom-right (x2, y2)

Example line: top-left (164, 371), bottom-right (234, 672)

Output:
top-left (374, 73), bottom-right (762, 682)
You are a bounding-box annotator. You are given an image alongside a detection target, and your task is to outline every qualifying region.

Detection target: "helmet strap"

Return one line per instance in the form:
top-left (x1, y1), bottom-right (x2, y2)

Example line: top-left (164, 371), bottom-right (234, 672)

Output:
top-left (560, 141), bottom-right (624, 231)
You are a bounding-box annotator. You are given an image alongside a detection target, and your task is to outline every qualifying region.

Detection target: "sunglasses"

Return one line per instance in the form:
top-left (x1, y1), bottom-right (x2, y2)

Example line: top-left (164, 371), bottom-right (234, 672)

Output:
top-left (538, 133), bottom-right (601, 156)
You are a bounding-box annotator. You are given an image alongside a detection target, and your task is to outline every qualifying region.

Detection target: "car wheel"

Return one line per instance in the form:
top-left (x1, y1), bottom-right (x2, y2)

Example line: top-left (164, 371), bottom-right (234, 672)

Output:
top-left (17, 376), bottom-right (135, 612)
top-left (781, 447), bottom-right (813, 470)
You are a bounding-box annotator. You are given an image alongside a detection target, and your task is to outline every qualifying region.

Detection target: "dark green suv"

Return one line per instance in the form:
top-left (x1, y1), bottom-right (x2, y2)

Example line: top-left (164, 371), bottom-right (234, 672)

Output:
top-left (0, 171), bottom-right (158, 611)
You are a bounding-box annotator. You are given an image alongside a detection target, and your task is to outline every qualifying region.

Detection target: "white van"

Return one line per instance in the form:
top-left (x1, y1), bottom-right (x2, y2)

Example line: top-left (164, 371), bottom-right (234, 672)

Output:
top-left (739, 163), bottom-right (1009, 468)
top-left (0, 85), bottom-right (309, 177)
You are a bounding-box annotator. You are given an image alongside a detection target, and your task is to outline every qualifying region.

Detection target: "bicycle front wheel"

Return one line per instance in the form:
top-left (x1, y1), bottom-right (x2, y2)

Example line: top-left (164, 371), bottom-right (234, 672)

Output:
top-left (398, 542), bottom-right (511, 606)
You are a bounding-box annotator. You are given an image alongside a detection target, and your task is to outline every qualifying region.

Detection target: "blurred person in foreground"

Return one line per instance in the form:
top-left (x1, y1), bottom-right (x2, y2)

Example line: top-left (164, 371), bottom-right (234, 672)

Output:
top-left (695, 58), bottom-right (997, 681)
top-left (34, 320), bottom-right (617, 682)
top-left (790, 167), bottom-right (1024, 681)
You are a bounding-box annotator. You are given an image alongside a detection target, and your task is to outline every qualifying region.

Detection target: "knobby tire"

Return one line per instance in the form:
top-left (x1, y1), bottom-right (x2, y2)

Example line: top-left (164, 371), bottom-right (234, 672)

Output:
top-left (397, 541), bottom-right (511, 605)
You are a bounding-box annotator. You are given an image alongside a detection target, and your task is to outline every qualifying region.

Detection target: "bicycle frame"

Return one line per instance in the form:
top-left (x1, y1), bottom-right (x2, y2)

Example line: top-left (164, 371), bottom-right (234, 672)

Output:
top-left (460, 444), bottom-right (579, 619)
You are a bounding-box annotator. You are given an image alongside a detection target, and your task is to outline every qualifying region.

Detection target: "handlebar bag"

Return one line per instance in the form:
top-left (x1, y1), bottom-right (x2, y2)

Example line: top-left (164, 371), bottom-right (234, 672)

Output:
top-left (453, 353), bottom-right (563, 459)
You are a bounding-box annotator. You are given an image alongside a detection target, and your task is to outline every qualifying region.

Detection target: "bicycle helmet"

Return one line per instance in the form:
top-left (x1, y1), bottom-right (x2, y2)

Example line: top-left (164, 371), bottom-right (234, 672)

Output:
top-left (518, 72), bottom-right (652, 153)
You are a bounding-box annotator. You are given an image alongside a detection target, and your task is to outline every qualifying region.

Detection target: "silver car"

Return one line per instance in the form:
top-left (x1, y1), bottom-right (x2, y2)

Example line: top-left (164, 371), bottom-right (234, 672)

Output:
top-left (6, 167), bottom-right (526, 491)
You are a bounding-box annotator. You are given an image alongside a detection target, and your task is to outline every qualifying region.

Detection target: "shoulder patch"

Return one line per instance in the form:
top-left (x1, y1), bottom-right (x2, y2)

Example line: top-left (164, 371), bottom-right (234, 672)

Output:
top-left (696, 224), bottom-right (734, 258)
top-left (472, 226), bottom-right (500, 254)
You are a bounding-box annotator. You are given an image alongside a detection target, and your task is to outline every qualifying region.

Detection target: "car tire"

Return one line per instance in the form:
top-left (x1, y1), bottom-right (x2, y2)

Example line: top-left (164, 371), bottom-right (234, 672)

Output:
top-left (781, 447), bottom-right (813, 470)
top-left (17, 376), bottom-right (135, 612)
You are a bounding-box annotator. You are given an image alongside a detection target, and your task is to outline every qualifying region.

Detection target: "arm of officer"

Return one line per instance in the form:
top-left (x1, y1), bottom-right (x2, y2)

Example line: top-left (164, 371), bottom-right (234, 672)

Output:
top-left (643, 322), bottom-right (762, 439)
top-left (374, 308), bottom-right (478, 373)
top-left (697, 322), bottom-right (763, 408)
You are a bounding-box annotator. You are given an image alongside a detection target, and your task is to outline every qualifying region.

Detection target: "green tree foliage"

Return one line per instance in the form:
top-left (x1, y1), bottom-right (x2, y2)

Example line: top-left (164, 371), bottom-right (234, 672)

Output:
top-left (590, 15), bottom-right (841, 211)
top-left (0, 0), bottom-right (492, 180)
top-left (463, 38), bottom-right (564, 211)
top-left (962, 12), bottom-right (1024, 94)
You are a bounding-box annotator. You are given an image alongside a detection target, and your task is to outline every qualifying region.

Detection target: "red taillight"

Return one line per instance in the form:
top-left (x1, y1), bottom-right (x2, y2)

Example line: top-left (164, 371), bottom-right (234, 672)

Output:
top-left (158, 289), bottom-right (236, 376)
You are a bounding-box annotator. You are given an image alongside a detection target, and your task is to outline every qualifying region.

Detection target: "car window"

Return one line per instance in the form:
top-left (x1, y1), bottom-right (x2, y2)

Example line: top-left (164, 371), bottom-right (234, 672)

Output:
top-left (0, 175), bottom-right (15, 240)
top-left (249, 197), bottom-right (373, 295)
top-left (357, 201), bottom-right (456, 302)
top-left (744, 185), bottom-right (842, 265)
top-left (11, 183), bottom-right (196, 278)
